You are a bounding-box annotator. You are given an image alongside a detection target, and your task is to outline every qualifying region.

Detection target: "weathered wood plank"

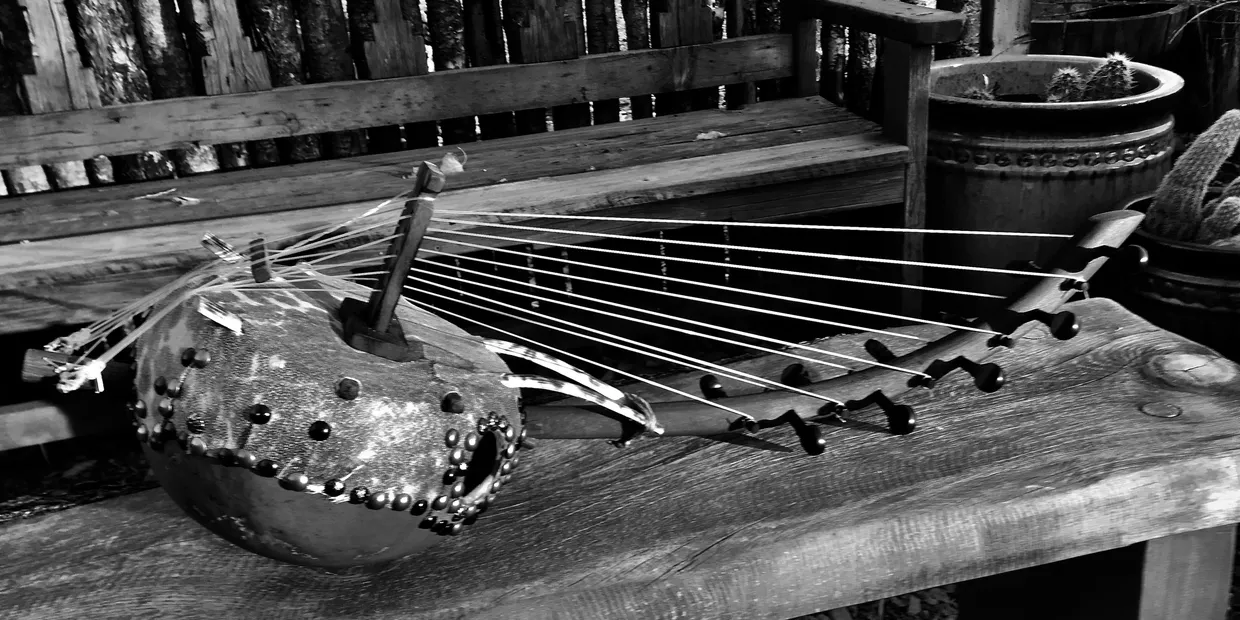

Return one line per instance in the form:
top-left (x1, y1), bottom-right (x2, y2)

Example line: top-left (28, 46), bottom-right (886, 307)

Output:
top-left (725, 0), bottom-right (758, 108)
top-left (503, 0), bottom-right (591, 132)
top-left (0, 165), bottom-right (904, 335)
top-left (0, 35), bottom-right (794, 168)
top-left (0, 134), bottom-right (906, 289)
top-left (0, 398), bottom-right (128, 452)
top-left (1, 97), bottom-right (873, 244)
top-left (1, 299), bottom-right (1238, 619)
top-left (806, 0), bottom-right (965, 45)
top-left (651, 0), bottom-right (717, 114)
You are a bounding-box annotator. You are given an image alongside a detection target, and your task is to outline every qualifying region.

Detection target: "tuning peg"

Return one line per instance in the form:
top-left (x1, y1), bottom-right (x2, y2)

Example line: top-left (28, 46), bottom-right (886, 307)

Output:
top-left (250, 238), bottom-right (272, 284)
top-left (864, 339), bottom-right (896, 364)
top-left (989, 308), bottom-right (1080, 341)
top-left (845, 391), bottom-right (915, 435)
top-left (769, 411), bottom-right (827, 455)
top-left (914, 356), bottom-right (1006, 393)
top-left (780, 363), bottom-right (812, 388)
top-left (699, 375), bottom-right (727, 399)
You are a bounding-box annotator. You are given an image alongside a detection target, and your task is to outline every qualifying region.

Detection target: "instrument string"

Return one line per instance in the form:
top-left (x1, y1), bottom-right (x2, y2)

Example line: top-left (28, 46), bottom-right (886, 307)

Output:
top-left (401, 293), bottom-right (754, 420)
top-left (436, 210), bottom-right (1075, 238)
top-left (417, 249), bottom-right (923, 341)
top-left (405, 279), bottom-right (842, 406)
top-left (409, 266), bottom-right (930, 380)
top-left (419, 236), bottom-right (1003, 337)
top-left (424, 228), bottom-right (1004, 299)
top-left (430, 217), bottom-right (1083, 284)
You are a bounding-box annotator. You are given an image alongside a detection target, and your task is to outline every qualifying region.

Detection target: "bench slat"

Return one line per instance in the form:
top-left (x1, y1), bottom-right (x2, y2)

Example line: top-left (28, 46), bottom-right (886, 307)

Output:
top-left (0, 35), bottom-right (792, 168)
top-left (1, 299), bottom-right (1237, 619)
top-left (0, 97), bottom-right (877, 245)
top-left (0, 134), bottom-right (906, 288)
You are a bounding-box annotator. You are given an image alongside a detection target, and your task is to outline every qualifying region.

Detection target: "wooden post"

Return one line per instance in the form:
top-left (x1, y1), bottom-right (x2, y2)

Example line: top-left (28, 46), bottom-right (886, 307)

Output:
top-left (882, 39), bottom-right (931, 319)
top-left (465, 0), bottom-right (518, 138)
top-left (429, 0), bottom-right (480, 143)
top-left (620, 0), bottom-right (653, 119)
top-left (779, 0), bottom-right (816, 98)
top-left (820, 21), bottom-right (845, 104)
top-left (754, 0), bottom-right (780, 100)
top-left (296, 0), bottom-right (368, 157)
top-left (980, 0), bottom-right (1032, 56)
top-left (725, 0), bottom-right (757, 108)
top-left (1138, 525), bottom-right (1236, 620)
top-left (586, 0), bottom-right (621, 124)
top-left (130, 0), bottom-right (221, 174)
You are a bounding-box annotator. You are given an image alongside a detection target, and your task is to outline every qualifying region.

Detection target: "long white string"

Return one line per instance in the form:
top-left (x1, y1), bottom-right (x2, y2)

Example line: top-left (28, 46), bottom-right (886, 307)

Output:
top-left (409, 267), bottom-right (929, 379)
top-left (431, 217), bottom-right (1082, 283)
top-left (406, 278), bottom-right (844, 405)
top-left (403, 293), bottom-right (754, 420)
top-left (437, 210), bottom-right (1074, 238)
top-left (418, 249), bottom-right (923, 341)
top-left (422, 235), bottom-right (1001, 336)
top-left (425, 228), bottom-right (1005, 299)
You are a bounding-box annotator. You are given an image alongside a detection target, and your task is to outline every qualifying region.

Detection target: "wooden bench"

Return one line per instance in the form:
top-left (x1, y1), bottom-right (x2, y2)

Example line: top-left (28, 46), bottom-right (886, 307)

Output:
top-left (0, 0), bottom-right (963, 339)
top-left (2, 298), bottom-right (1238, 619)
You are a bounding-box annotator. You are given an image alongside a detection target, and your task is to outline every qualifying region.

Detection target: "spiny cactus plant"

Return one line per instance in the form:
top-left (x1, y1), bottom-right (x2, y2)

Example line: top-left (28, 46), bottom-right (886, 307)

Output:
top-left (961, 86), bottom-right (996, 101)
top-left (1145, 109), bottom-right (1240, 242)
top-left (1082, 52), bottom-right (1136, 102)
top-left (1046, 67), bottom-right (1085, 103)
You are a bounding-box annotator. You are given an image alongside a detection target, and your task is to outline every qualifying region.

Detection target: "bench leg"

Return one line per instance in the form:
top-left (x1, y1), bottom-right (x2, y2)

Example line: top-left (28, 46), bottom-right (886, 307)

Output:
top-left (956, 524), bottom-right (1237, 619)
top-left (1138, 524), bottom-right (1235, 620)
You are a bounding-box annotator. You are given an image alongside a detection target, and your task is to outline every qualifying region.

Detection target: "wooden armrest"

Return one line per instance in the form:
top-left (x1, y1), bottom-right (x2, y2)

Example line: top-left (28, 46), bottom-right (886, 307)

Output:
top-left (808, 0), bottom-right (965, 45)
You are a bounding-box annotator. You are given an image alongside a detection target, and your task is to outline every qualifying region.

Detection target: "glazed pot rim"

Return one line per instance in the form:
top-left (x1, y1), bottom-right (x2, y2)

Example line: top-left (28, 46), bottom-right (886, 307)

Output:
top-left (1126, 194), bottom-right (1240, 255)
top-left (930, 54), bottom-right (1184, 110)
top-left (1031, 1), bottom-right (1186, 25)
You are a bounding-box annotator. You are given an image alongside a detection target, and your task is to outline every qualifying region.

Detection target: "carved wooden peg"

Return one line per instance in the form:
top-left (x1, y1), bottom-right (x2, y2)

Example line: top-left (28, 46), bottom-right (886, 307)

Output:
top-left (339, 161), bottom-right (444, 362)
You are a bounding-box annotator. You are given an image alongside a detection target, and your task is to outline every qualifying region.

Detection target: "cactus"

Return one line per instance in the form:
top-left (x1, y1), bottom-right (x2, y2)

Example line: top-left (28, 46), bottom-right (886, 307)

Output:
top-left (1045, 67), bottom-right (1085, 103)
top-left (1082, 53), bottom-right (1136, 102)
top-left (1196, 196), bottom-right (1240, 244)
top-left (1146, 110), bottom-right (1240, 240)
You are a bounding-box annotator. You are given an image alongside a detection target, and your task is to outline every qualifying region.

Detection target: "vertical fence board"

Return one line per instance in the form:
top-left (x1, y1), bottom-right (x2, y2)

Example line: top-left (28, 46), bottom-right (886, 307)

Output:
top-left (298, 0), bottom-right (368, 156)
top-left (74, 0), bottom-right (180, 181)
top-left (465, 0), bottom-right (517, 138)
top-left (980, 0), bottom-right (1032, 56)
top-left (429, 0), bottom-right (480, 143)
top-left (350, 0), bottom-right (434, 151)
top-left (131, 0), bottom-right (220, 174)
top-left (619, 0), bottom-right (653, 119)
top-left (0, 0), bottom-right (50, 194)
top-left (503, 0), bottom-right (591, 132)
top-left (724, 0), bottom-right (756, 108)
top-left (247, 0), bottom-right (322, 162)
top-left (651, 0), bottom-right (716, 115)
top-left (586, 0), bottom-right (622, 124)
top-left (12, 0), bottom-right (97, 191)
top-left (754, 0), bottom-right (780, 100)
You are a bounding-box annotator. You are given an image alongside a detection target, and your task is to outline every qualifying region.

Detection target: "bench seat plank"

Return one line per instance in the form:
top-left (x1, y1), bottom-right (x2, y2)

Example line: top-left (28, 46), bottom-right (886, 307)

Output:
top-left (1, 299), bottom-right (1237, 619)
top-left (0, 97), bottom-right (908, 335)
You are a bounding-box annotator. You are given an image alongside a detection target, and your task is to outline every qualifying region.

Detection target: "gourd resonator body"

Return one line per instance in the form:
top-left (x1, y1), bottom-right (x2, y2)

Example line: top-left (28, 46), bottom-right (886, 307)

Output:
top-left (130, 282), bottom-right (523, 569)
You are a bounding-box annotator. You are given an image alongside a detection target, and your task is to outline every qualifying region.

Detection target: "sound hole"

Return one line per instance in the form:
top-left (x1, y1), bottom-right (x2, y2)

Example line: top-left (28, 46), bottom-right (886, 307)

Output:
top-left (462, 431), bottom-right (498, 496)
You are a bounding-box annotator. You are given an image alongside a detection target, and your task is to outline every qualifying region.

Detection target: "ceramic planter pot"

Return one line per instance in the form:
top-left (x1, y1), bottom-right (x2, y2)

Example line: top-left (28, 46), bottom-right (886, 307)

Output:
top-left (1115, 194), bottom-right (1240, 361)
top-left (924, 54), bottom-right (1183, 315)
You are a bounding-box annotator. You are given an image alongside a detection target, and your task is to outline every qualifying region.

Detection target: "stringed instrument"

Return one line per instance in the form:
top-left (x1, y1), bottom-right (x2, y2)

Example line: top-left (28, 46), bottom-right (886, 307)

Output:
top-left (20, 161), bottom-right (1147, 569)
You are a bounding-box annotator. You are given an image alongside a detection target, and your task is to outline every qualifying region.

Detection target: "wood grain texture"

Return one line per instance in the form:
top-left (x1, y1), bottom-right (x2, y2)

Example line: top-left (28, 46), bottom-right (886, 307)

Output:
top-left (2, 299), bottom-right (1239, 619)
top-left (1138, 525), bottom-right (1236, 620)
top-left (0, 35), bottom-right (795, 168)
top-left (807, 0), bottom-right (966, 45)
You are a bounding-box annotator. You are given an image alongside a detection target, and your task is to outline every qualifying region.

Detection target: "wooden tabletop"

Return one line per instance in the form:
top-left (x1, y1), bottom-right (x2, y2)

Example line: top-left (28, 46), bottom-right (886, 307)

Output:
top-left (2, 298), bottom-right (1238, 620)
